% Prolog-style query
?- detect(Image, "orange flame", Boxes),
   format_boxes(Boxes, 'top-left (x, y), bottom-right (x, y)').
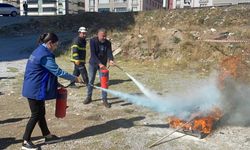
top-left (218, 56), bottom-right (241, 88)
top-left (169, 108), bottom-right (222, 134)
top-left (169, 56), bottom-right (242, 136)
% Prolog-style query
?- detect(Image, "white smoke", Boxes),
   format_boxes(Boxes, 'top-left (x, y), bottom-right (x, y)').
top-left (96, 72), bottom-right (222, 120)
top-left (95, 69), bottom-right (250, 126)
top-left (220, 78), bottom-right (250, 126)
top-left (125, 72), bottom-right (161, 99)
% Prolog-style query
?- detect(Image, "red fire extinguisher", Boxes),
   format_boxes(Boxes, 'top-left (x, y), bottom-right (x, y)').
top-left (55, 87), bottom-right (68, 118)
top-left (100, 69), bottom-right (109, 89)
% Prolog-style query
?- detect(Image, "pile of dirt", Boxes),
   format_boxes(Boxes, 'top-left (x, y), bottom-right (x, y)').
top-left (120, 5), bottom-right (250, 72)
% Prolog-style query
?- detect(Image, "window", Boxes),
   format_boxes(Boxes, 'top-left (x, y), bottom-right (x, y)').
top-left (114, 7), bottom-right (127, 12)
top-left (199, 0), bottom-right (209, 3)
top-left (114, 0), bottom-right (127, 3)
top-left (58, 8), bottom-right (63, 14)
top-left (98, 8), bottom-right (110, 12)
top-left (200, 4), bottom-right (207, 7)
top-left (132, 7), bottom-right (138, 11)
top-left (132, 0), bottom-right (138, 4)
top-left (28, 0), bottom-right (39, 4)
top-left (184, 0), bottom-right (191, 5)
top-left (43, 0), bottom-right (57, 4)
top-left (28, 8), bottom-right (38, 12)
top-left (89, 0), bottom-right (95, 6)
top-left (43, 7), bottom-right (57, 12)
top-left (176, 0), bottom-right (181, 8)
top-left (99, 0), bottom-right (109, 4)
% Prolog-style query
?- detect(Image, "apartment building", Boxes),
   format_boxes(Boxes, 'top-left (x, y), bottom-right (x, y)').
top-left (168, 0), bottom-right (212, 9)
top-left (19, 0), bottom-right (66, 16)
top-left (85, 0), bottom-right (163, 12)
top-left (19, 0), bottom-right (85, 16)
top-left (213, 0), bottom-right (250, 6)
top-left (168, 0), bottom-right (250, 9)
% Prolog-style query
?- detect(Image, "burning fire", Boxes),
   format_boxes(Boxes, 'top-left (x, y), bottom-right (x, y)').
top-left (169, 56), bottom-right (241, 138)
top-left (218, 55), bottom-right (241, 88)
top-left (169, 108), bottom-right (223, 136)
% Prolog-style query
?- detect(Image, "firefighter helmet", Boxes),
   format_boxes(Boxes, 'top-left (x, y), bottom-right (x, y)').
top-left (78, 27), bottom-right (87, 33)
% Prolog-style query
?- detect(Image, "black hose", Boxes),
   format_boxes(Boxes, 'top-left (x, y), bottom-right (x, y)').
top-left (114, 64), bottom-right (126, 73)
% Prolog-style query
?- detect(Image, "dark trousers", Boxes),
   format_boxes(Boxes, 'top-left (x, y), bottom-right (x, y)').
top-left (24, 11), bottom-right (28, 16)
top-left (23, 99), bottom-right (50, 141)
top-left (87, 64), bottom-right (107, 101)
top-left (73, 63), bottom-right (88, 85)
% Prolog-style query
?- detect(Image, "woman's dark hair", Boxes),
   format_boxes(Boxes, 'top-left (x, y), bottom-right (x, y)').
top-left (38, 33), bottom-right (59, 44)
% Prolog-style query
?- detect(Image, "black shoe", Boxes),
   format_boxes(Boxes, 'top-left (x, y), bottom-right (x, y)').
top-left (103, 100), bottom-right (111, 108)
top-left (45, 134), bottom-right (62, 144)
top-left (21, 141), bottom-right (38, 150)
top-left (83, 97), bottom-right (92, 104)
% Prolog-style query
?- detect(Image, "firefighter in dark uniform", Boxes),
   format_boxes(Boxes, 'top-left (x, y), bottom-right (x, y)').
top-left (70, 27), bottom-right (88, 87)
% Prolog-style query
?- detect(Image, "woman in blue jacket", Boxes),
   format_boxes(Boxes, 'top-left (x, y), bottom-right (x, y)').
top-left (22, 33), bottom-right (81, 150)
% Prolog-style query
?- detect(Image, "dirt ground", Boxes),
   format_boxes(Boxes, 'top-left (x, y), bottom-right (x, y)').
top-left (1, 56), bottom-right (250, 150)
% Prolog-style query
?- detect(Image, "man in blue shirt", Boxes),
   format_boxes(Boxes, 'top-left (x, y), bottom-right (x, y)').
top-left (84, 28), bottom-right (115, 108)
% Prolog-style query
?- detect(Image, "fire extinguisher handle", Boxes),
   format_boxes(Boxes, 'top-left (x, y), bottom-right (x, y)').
top-left (63, 81), bottom-right (76, 88)
top-left (58, 82), bottom-right (65, 88)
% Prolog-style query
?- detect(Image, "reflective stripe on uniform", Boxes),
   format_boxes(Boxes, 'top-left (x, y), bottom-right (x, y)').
top-left (70, 44), bottom-right (86, 62)
top-left (70, 58), bottom-right (85, 62)
top-left (72, 53), bottom-right (78, 57)
top-left (71, 45), bottom-right (86, 51)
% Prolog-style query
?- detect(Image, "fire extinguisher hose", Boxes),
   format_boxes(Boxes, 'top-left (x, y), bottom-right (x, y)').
top-left (114, 64), bottom-right (126, 73)
top-left (59, 81), bottom-right (75, 88)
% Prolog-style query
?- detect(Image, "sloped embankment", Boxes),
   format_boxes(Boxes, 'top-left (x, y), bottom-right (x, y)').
top-left (1, 5), bottom-right (250, 75)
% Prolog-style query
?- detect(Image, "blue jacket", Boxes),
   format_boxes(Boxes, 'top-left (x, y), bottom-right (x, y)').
top-left (89, 37), bottom-right (114, 66)
top-left (22, 44), bottom-right (75, 101)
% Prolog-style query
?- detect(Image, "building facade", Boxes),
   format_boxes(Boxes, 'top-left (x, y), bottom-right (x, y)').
top-left (19, 0), bottom-right (66, 16)
top-left (168, 0), bottom-right (250, 9)
top-left (168, 0), bottom-right (213, 9)
top-left (213, 0), bottom-right (250, 6)
top-left (19, 0), bottom-right (85, 16)
top-left (85, 0), bottom-right (163, 12)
